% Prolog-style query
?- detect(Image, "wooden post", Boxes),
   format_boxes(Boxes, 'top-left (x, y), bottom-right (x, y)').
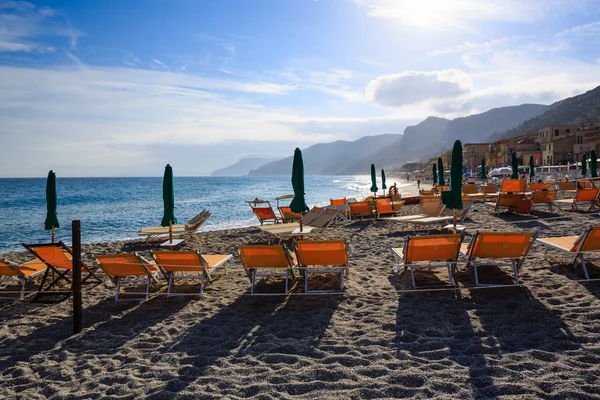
top-left (72, 220), bottom-right (82, 335)
top-left (51, 227), bottom-right (55, 243)
top-left (453, 210), bottom-right (457, 234)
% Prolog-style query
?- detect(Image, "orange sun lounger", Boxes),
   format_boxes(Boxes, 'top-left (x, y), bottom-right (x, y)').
top-left (500, 179), bottom-right (527, 193)
top-left (138, 210), bottom-right (211, 243)
top-left (22, 241), bottom-right (101, 300)
top-left (555, 188), bottom-right (600, 212)
top-left (392, 234), bottom-right (462, 288)
top-left (294, 240), bottom-right (349, 293)
top-left (0, 258), bottom-right (47, 300)
top-left (463, 184), bottom-right (484, 200)
top-left (531, 190), bottom-right (557, 213)
top-left (384, 196), bottom-right (445, 229)
top-left (375, 198), bottom-right (397, 218)
top-left (460, 231), bottom-right (537, 286)
top-left (482, 183), bottom-right (500, 200)
top-left (349, 201), bottom-right (373, 220)
top-left (247, 200), bottom-right (283, 225)
top-left (152, 250), bottom-right (232, 296)
top-left (537, 226), bottom-right (600, 280)
top-left (237, 245), bottom-right (297, 296)
top-left (95, 253), bottom-right (160, 301)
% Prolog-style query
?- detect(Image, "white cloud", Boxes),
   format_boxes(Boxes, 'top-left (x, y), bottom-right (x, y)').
top-left (353, 0), bottom-right (597, 29)
top-left (366, 70), bottom-right (473, 108)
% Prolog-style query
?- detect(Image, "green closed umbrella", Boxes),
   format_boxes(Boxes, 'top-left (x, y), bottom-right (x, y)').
top-left (432, 163), bottom-right (438, 185)
top-left (529, 155), bottom-right (535, 182)
top-left (44, 170), bottom-right (59, 243)
top-left (582, 153), bottom-right (587, 177)
top-left (161, 164), bottom-right (177, 244)
top-left (480, 158), bottom-right (486, 181)
top-left (591, 150), bottom-right (597, 178)
top-left (370, 164), bottom-right (378, 195)
top-left (511, 152), bottom-right (519, 179)
top-left (290, 148), bottom-right (309, 231)
top-left (381, 169), bottom-right (387, 196)
top-left (437, 157), bottom-right (445, 186)
top-left (441, 140), bottom-right (463, 231)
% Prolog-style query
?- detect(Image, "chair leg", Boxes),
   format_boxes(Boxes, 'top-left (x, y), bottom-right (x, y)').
top-left (580, 255), bottom-right (591, 280)
top-left (339, 269), bottom-right (345, 291)
top-left (115, 278), bottom-right (121, 302)
top-left (145, 276), bottom-right (151, 300)
top-left (19, 279), bottom-right (27, 301)
top-left (285, 270), bottom-right (289, 294)
top-left (167, 273), bottom-right (174, 297)
top-left (410, 265), bottom-right (416, 288)
top-left (474, 261), bottom-right (480, 286)
top-left (512, 260), bottom-right (520, 285)
top-left (447, 263), bottom-right (455, 287)
top-left (200, 274), bottom-right (205, 296)
top-left (251, 271), bottom-right (255, 296)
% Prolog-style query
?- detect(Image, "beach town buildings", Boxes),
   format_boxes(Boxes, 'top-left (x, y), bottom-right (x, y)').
top-left (431, 121), bottom-right (600, 172)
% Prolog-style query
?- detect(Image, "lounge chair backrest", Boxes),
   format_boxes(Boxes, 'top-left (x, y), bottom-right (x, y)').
top-left (420, 197), bottom-right (444, 216)
top-left (375, 198), bottom-right (393, 214)
top-left (575, 226), bottom-right (600, 252)
top-left (24, 242), bottom-right (72, 271)
top-left (529, 183), bottom-right (553, 192)
top-left (532, 190), bottom-right (557, 204)
top-left (295, 240), bottom-right (348, 266)
top-left (438, 185), bottom-right (449, 192)
top-left (404, 234), bottom-right (461, 263)
top-left (185, 210), bottom-right (211, 230)
top-left (578, 180), bottom-right (593, 189)
top-left (501, 179), bottom-right (526, 193)
top-left (0, 259), bottom-right (25, 278)
top-left (349, 201), bottom-right (371, 216)
top-left (575, 188), bottom-right (600, 202)
top-left (482, 184), bottom-right (498, 194)
top-left (496, 193), bottom-right (522, 208)
top-left (252, 206), bottom-right (277, 222)
top-left (153, 250), bottom-right (207, 272)
top-left (279, 206), bottom-right (301, 222)
top-left (391, 193), bottom-right (402, 202)
top-left (462, 184), bottom-right (479, 195)
top-left (237, 245), bottom-right (293, 269)
top-left (469, 232), bottom-right (533, 259)
top-left (302, 207), bottom-right (324, 224)
top-left (95, 253), bottom-right (152, 278)
top-left (309, 208), bottom-right (337, 228)
top-left (419, 189), bottom-right (434, 196)
top-left (556, 181), bottom-right (577, 191)
top-left (330, 198), bottom-right (347, 206)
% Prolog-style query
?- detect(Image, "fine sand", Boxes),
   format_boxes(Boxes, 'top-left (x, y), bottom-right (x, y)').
top-left (1, 196), bottom-right (600, 399)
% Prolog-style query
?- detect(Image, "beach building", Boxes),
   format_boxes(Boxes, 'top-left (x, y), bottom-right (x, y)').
top-left (515, 137), bottom-right (542, 166)
top-left (574, 123), bottom-right (600, 162)
top-left (538, 125), bottom-right (581, 165)
top-left (463, 143), bottom-right (490, 171)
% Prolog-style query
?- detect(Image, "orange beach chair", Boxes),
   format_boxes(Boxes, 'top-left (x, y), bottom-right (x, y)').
top-left (22, 241), bottom-right (101, 300)
top-left (555, 181), bottom-right (577, 198)
top-left (237, 245), bottom-right (297, 295)
top-left (152, 250), bottom-right (232, 296)
top-left (294, 240), bottom-right (349, 293)
top-left (95, 253), bottom-right (160, 301)
top-left (463, 184), bottom-right (484, 200)
top-left (482, 183), bottom-right (500, 200)
top-left (375, 198), bottom-right (396, 218)
top-left (0, 258), bottom-right (47, 300)
top-left (500, 179), bottom-right (527, 193)
top-left (460, 231), bottom-right (537, 286)
top-left (247, 200), bottom-right (283, 225)
top-left (555, 188), bottom-right (600, 212)
top-left (531, 190), bottom-right (557, 213)
top-left (278, 206), bottom-right (301, 223)
top-left (349, 201), bottom-right (373, 220)
top-left (537, 226), bottom-right (600, 280)
top-left (392, 234), bottom-right (462, 288)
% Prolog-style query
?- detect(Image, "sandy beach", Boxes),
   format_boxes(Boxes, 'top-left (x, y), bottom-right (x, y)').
top-left (1, 192), bottom-right (600, 399)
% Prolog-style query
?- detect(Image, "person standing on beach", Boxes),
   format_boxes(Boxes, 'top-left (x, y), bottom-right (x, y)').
top-left (417, 178), bottom-right (420, 189)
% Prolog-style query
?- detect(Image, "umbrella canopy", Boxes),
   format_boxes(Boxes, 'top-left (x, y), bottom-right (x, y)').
top-left (437, 157), bottom-right (445, 186)
top-left (591, 150), bottom-right (597, 178)
top-left (432, 163), bottom-right (438, 185)
top-left (463, 172), bottom-right (471, 177)
top-left (44, 170), bottom-right (59, 231)
top-left (511, 152), bottom-right (519, 179)
top-left (381, 169), bottom-right (387, 190)
top-left (290, 148), bottom-right (309, 214)
top-left (480, 159), bottom-right (486, 180)
top-left (370, 164), bottom-right (378, 194)
top-left (441, 140), bottom-right (463, 211)
top-left (529, 155), bottom-right (535, 181)
top-left (582, 153), bottom-right (587, 177)
top-left (161, 164), bottom-right (177, 227)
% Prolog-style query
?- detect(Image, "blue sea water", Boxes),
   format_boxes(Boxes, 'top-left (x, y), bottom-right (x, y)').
top-left (0, 176), bottom-right (412, 252)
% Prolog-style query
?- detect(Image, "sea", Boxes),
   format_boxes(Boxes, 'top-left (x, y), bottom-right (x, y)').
top-left (0, 175), bottom-right (414, 253)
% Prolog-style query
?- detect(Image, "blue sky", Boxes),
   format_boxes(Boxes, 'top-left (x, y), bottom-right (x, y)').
top-left (1, 0), bottom-right (600, 177)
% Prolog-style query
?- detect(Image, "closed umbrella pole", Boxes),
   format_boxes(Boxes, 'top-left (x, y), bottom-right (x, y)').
top-left (44, 170), bottom-right (60, 243)
top-left (290, 148), bottom-right (309, 232)
top-left (370, 164), bottom-right (378, 197)
top-left (441, 141), bottom-right (463, 232)
top-left (529, 155), bottom-right (535, 183)
top-left (432, 164), bottom-right (438, 186)
top-left (591, 150), bottom-right (597, 178)
top-left (481, 158), bottom-right (486, 182)
top-left (381, 169), bottom-right (387, 197)
top-left (161, 164), bottom-right (177, 247)
top-left (582, 153), bottom-right (587, 178)
top-left (511, 152), bottom-right (519, 179)
top-left (437, 157), bottom-right (445, 186)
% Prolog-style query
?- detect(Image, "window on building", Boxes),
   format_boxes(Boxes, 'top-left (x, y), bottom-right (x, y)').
top-left (549, 144), bottom-right (552, 150)
top-left (555, 129), bottom-right (559, 136)
top-left (566, 129), bottom-right (570, 133)
top-left (543, 144), bottom-right (546, 151)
